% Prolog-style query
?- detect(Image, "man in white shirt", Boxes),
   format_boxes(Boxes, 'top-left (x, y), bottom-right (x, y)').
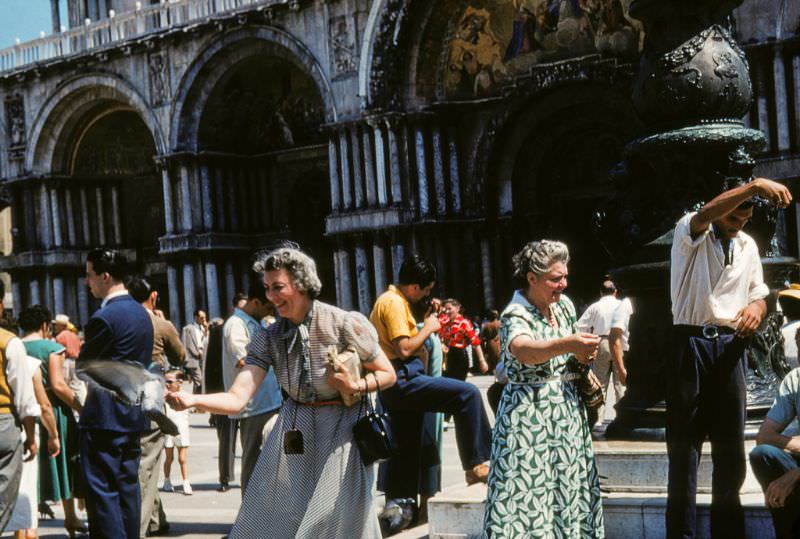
top-left (609, 297), bottom-right (633, 385)
top-left (667, 177), bottom-right (792, 539)
top-left (221, 279), bottom-right (281, 496)
top-left (0, 279), bottom-right (39, 531)
top-left (577, 279), bottom-right (622, 426)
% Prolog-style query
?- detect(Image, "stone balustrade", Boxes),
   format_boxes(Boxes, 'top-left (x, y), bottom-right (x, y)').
top-left (0, 0), bottom-right (295, 74)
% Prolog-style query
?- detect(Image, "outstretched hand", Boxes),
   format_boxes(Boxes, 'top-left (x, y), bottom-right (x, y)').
top-left (166, 390), bottom-right (195, 411)
top-left (571, 333), bottom-right (601, 364)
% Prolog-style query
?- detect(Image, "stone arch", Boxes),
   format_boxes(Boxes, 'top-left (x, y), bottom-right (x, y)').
top-left (478, 81), bottom-right (642, 301)
top-left (170, 25), bottom-right (336, 152)
top-left (27, 73), bottom-right (165, 173)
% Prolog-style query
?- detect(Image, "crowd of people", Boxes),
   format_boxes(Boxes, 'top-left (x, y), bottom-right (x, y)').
top-left (1, 176), bottom-right (800, 539)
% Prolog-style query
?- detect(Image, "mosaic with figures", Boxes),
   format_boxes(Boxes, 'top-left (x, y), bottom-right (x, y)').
top-left (443, 0), bottom-right (642, 99)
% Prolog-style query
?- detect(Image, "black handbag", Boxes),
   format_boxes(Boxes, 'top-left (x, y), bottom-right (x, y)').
top-left (352, 374), bottom-right (395, 466)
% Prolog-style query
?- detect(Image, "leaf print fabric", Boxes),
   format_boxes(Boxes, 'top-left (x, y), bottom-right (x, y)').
top-left (483, 291), bottom-right (604, 538)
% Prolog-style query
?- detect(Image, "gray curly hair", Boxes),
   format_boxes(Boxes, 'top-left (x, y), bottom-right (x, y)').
top-left (252, 247), bottom-right (322, 299)
top-left (512, 240), bottom-right (570, 287)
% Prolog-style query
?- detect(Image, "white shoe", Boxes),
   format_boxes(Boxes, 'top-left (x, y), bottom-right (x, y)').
top-left (182, 482), bottom-right (193, 495)
top-left (161, 478), bottom-right (174, 493)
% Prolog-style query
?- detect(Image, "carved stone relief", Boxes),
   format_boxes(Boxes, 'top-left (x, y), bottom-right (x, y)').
top-left (330, 15), bottom-right (358, 77)
top-left (4, 95), bottom-right (25, 160)
top-left (148, 52), bottom-right (170, 106)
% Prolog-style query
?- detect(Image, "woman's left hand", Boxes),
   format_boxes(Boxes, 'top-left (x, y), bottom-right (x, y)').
top-left (326, 367), bottom-right (359, 395)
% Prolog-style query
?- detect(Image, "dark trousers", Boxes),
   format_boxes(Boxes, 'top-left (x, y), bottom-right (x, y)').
top-left (382, 358), bottom-right (492, 500)
top-left (444, 347), bottom-right (470, 382)
top-left (239, 410), bottom-right (276, 496)
top-left (80, 428), bottom-right (142, 539)
top-left (214, 414), bottom-right (238, 487)
top-left (666, 330), bottom-right (747, 539)
top-left (749, 444), bottom-right (800, 538)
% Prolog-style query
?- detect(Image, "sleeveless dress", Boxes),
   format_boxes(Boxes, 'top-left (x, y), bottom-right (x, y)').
top-left (24, 339), bottom-right (81, 502)
top-left (483, 292), bottom-right (604, 538)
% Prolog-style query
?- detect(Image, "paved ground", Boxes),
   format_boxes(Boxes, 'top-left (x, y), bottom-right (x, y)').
top-left (20, 375), bottom-right (502, 539)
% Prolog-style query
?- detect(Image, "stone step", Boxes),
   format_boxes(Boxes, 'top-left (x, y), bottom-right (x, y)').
top-left (426, 484), bottom-right (775, 539)
top-left (594, 439), bottom-right (762, 494)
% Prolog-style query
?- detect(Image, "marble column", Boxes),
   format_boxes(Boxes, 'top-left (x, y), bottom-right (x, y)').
top-left (354, 239), bottom-right (371, 314)
top-left (224, 262), bottom-right (236, 310)
top-left (77, 275), bottom-right (89, 325)
top-left (793, 54), bottom-right (800, 145)
top-left (199, 163), bottom-right (214, 231)
top-left (22, 187), bottom-right (35, 250)
top-left (414, 124), bottom-right (430, 216)
top-left (372, 237), bottom-right (387, 295)
top-left (50, 0), bottom-right (61, 33)
top-left (10, 280), bottom-right (21, 316)
top-left (53, 275), bottom-right (65, 316)
top-left (205, 261), bottom-right (221, 320)
top-left (390, 236), bottom-right (404, 284)
top-left (39, 183), bottom-right (53, 249)
top-left (95, 187), bottom-right (106, 245)
top-left (167, 264), bottom-right (181, 328)
top-left (773, 45), bottom-right (790, 152)
top-left (328, 137), bottom-right (341, 212)
top-left (350, 126), bottom-right (365, 209)
top-left (161, 165), bottom-right (175, 235)
top-left (30, 278), bottom-right (41, 306)
top-left (179, 163), bottom-right (193, 233)
top-left (182, 263), bottom-right (196, 327)
top-left (336, 247), bottom-right (354, 311)
top-left (362, 125), bottom-right (377, 207)
top-left (227, 167), bottom-right (240, 232)
top-left (385, 121), bottom-right (403, 206)
top-left (110, 185), bottom-right (122, 245)
top-left (338, 129), bottom-right (353, 210)
top-left (80, 188), bottom-right (91, 245)
top-left (756, 62), bottom-right (771, 148)
top-left (431, 125), bottom-right (447, 216)
top-left (49, 187), bottom-right (62, 248)
top-left (64, 189), bottom-right (77, 246)
top-left (480, 237), bottom-right (494, 309)
top-left (372, 123), bottom-right (389, 207)
top-left (447, 126), bottom-right (462, 214)
top-left (241, 268), bottom-right (250, 298)
top-left (213, 167), bottom-right (228, 232)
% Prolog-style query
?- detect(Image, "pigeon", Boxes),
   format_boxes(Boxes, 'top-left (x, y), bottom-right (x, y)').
top-left (76, 359), bottom-right (179, 436)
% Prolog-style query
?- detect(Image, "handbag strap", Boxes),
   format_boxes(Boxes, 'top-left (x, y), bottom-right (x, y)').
top-left (357, 372), bottom-right (383, 417)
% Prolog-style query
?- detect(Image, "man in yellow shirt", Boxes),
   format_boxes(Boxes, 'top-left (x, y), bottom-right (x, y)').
top-left (370, 255), bottom-right (492, 527)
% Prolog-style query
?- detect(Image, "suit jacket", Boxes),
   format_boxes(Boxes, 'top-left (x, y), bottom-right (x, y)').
top-left (181, 323), bottom-right (206, 367)
top-left (79, 294), bottom-right (154, 432)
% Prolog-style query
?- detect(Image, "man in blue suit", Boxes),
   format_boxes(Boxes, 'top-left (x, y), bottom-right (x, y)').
top-left (78, 249), bottom-right (154, 539)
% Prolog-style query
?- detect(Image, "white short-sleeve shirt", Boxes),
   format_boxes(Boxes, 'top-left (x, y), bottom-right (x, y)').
top-left (670, 212), bottom-right (769, 328)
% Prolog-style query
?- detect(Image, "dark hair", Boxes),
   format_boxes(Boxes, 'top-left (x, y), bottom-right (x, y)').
top-left (126, 275), bottom-right (152, 303)
top-left (398, 254), bottom-right (437, 288)
top-left (0, 278), bottom-right (5, 300)
top-left (86, 248), bottom-right (128, 282)
top-left (18, 305), bottom-right (52, 333)
top-left (601, 280), bottom-right (616, 296)
top-left (232, 292), bottom-right (247, 308)
top-left (164, 369), bottom-right (184, 381)
top-left (247, 276), bottom-right (267, 302)
top-left (193, 309), bottom-right (206, 317)
top-left (485, 309), bottom-right (499, 321)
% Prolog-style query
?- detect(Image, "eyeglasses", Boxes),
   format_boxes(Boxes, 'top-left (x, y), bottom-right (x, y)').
top-left (164, 379), bottom-right (179, 384)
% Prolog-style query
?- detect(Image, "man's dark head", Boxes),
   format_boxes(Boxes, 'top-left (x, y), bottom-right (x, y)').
top-left (601, 279), bottom-right (617, 296)
top-left (0, 278), bottom-right (5, 316)
top-left (714, 200), bottom-right (754, 240)
top-left (127, 275), bottom-right (153, 304)
top-left (244, 275), bottom-right (273, 320)
top-left (85, 248), bottom-right (128, 299)
top-left (779, 287), bottom-right (800, 320)
top-left (232, 292), bottom-right (247, 309)
top-left (398, 255), bottom-right (437, 304)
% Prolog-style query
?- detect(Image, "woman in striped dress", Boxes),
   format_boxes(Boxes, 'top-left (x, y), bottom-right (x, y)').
top-left (167, 246), bottom-right (396, 539)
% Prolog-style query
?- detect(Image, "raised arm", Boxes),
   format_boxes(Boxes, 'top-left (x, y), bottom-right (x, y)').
top-left (690, 178), bottom-right (792, 237)
top-left (167, 363), bottom-right (265, 415)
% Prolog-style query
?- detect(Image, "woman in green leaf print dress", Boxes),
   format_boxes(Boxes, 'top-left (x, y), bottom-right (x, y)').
top-left (483, 240), bottom-right (605, 538)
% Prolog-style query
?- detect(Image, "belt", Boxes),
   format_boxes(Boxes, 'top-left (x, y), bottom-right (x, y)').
top-left (508, 372), bottom-right (581, 386)
top-left (673, 324), bottom-right (736, 339)
top-left (294, 399), bottom-right (344, 407)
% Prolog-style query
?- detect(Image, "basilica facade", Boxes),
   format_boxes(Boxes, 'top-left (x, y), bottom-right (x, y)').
top-left (0, 0), bottom-right (798, 331)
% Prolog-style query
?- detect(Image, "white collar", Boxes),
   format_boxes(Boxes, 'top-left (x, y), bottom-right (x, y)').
top-left (101, 290), bottom-right (129, 308)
